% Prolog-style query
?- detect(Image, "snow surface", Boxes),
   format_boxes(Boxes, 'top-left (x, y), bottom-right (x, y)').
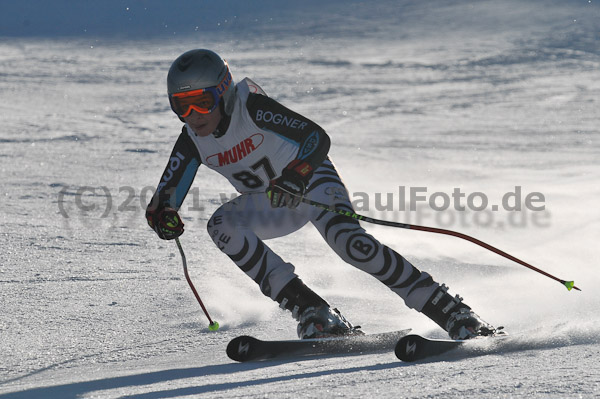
top-left (1, 1), bottom-right (599, 398)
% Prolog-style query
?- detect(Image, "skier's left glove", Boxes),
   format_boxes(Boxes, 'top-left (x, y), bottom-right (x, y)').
top-left (145, 206), bottom-right (185, 240)
top-left (266, 160), bottom-right (313, 209)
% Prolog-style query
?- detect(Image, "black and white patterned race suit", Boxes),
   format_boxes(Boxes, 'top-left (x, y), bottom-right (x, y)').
top-left (148, 77), bottom-right (439, 314)
top-left (207, 158), bottom-right (440, 312)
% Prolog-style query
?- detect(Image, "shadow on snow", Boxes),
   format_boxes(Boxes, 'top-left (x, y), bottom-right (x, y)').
top-left (0, 361), bottom-right (402, 399)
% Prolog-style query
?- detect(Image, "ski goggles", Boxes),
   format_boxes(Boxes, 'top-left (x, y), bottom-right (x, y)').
top-left (169, 68), bottom-right (233, 117)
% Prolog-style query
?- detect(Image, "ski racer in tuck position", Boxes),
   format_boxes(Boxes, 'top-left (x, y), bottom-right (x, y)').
top-left (146, 49), bottom-right (498, 340)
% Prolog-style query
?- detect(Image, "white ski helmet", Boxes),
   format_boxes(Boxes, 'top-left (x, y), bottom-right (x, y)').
top-left (167, 49), bottom-right (236, 116)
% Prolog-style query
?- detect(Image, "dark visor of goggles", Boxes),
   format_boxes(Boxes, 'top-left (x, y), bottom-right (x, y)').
top-left (170, 87), bottom-right (220, 117)
top-left (169, 67), bottom-right (232, 117)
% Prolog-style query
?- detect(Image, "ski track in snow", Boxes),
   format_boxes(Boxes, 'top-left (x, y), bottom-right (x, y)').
top-left (1, 1), bottom-right (600, 398)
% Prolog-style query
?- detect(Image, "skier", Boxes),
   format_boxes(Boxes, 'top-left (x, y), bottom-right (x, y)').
top-left (146, 49), bottom-right (498, 340)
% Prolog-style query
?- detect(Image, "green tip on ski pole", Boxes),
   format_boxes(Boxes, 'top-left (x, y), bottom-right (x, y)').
top-left (564, 281), bottom-right (575, 291)
top-left (209, 321), bottom-right (220, 332)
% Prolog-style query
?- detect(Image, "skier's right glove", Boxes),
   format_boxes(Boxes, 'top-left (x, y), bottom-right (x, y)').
top-left (145, 206), bottom-right (184, 240)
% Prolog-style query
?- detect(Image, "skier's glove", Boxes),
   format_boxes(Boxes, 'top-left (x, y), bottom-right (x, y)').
top-left (267, 160), bottom-right (313, 209)
top-left (146, 206), bottom-right (184, 240)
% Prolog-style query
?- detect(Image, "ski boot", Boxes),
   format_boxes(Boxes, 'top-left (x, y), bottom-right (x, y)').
top-left (421, 284), bottom-right (499, 340)
top-left (296, 305), bottom-right (363, 339)
top-left (275, 277), bottom-right (362, 339)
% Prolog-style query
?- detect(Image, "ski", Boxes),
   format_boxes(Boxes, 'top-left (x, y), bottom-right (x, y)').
top-left (227, 329), bottom-right (411, 362)
top-left (395, 332), bottom-right (508, 362)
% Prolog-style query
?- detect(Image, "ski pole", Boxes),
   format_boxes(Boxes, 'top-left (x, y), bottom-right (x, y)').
top-left (175, 237), bottom-right (220, 331)
top-left (300, 197), bottom-right (580, 292)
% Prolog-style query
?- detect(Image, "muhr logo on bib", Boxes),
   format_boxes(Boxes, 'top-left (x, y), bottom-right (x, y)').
top-left (207, 133), bottom-right (264, 166)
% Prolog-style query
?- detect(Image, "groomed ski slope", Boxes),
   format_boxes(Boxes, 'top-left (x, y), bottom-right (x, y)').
top-left (1, 1), bottom-right (599, 398)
